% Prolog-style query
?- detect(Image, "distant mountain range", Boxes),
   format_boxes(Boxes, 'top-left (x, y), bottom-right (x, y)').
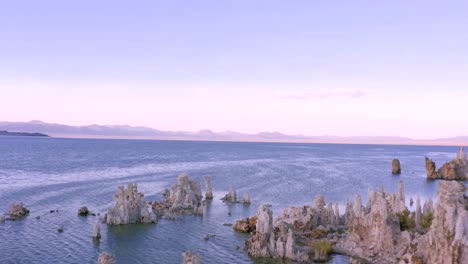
top-left (0, 120), bottom-right (467, 146)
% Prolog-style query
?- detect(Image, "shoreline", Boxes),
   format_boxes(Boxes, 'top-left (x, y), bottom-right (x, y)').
top-left (37, 133), bottom-right (468, 147)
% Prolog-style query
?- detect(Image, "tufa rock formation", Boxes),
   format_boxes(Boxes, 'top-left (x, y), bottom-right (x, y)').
top-left (242, 192), bottom-right (251, 204)
top-left (220, 187), bottom-right (250, 204)
top-left (392, 159), bottom-right (401, 174)
top-left (399, 181), bottom-right (467, 263)
top-left (8, 203), bottom-right (30, 220)
top-left (204, 176), bottom-right (213, 200)
top-left (243, 180), bottom-right (468, 264)
top-left (245, 205), bottom-right (309, 262)
top-left (93, 220), bottom-right (101, 240)
top-left (234, 216), bottom-right (257, 233)
top-left (152, 174), bottom-right (204, 218)
top-left (97, 252), bottom-right (116, 264)
top-left (425, 156), bottom-right (438, 179)
top-left (336, 185), bottom-right (405, 264)
top-left (426, 147), bottom-right (468, 180)
top-left (182, 251), bottom-right (201, 264)
top-left (222, 187), bottom-right (237, 203)
top-left (437, 147), bottom-right (468, 180)
top-left (424, 181), bottom-right (467, 262)
top-left (105, 183), bottom-right (157, 225)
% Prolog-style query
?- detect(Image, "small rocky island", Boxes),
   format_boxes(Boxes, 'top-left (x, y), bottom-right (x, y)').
top-left (392, 158), bottom-right (401, 174)
top-left (0, 130), bottom-right (49, 137)
top-left (105, 174), bottom-right (205, 225)
top-left (425, 147), bottom-right (468, 180)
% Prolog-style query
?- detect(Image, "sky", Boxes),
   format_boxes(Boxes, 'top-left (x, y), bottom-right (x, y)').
top-left (0, 0), bottom-right (467, 139)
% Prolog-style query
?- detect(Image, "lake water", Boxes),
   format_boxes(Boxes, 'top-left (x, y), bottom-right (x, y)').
top-left (0, 136), bottom-right (459, 263)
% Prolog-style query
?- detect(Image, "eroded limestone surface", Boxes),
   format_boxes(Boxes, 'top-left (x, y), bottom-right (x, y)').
top-left (243, 180), bottom-right (466, 264)
top-left (152, 174), bottom-right (204, 218)
top-left (105, 183), bottom-right (156, 225)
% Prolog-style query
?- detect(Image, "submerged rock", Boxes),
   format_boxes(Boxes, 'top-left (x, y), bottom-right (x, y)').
top-left (78, 206), bottom-right (89, 216)
top-left (8, 203), bottom-right (30, 220)
top-left (204, 176), bottom-right (213, 200)
top-left (182, 251), bottom-right (201, 264)
top-left (425, 157), bottom-right (438, 179)
top-left (97, 252), bottom-right (116, 264)
top-left (222, 187), bottom-right (237, 203)
top-left (106, 183), bottom-right (157, 225)
top-left (392, 159), bottom-right (401, 174)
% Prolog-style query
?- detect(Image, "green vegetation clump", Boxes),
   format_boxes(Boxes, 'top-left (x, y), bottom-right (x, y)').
top-left (421, 212), bottom-right (434, 229)
top-left (312, 240), bottom-right (332, 254)
top-left (396, 209), bottom-right (415, 231)
top-left (311, 239), bottom-right (333, 262)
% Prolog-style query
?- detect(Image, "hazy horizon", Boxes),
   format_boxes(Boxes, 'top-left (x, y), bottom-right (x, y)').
top-left (1, 1), bottom-right (467, 139)
top-left (1, 120), bottom-right (467, 144)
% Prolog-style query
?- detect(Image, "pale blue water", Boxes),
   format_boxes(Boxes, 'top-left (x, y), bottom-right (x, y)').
top-left (0, 136), bottom-right (458, 263)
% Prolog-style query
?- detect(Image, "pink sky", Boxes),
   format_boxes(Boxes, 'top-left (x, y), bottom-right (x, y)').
top-left (1, 79), bottom-right (466, 139)
top-left (2, 1), bottom-right (467, 139)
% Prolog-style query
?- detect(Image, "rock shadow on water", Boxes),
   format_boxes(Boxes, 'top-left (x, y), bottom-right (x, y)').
top-left (106, 222), bottom-right (156, 238)
top-left (252, 254), bottom-right (350, 264)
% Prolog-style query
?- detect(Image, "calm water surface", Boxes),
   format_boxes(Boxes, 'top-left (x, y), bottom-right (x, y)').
top-left (0, 137), bottom-right (459, 263)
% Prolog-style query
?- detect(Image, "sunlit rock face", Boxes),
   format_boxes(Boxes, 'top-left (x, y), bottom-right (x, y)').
top-left (437, 147), bottom-right (468, 180)
top-left (392, 159), bottom-right (401, 174)
top-left (425, 156), bottom-right (438, 179)
top-left (105, 183), bottom-right (156, 225)
top-left (234, 216), bottom-right (257, 233)
top-left (426, 147), bottom-right (468, 180)
top-left (7, 203), bottom-right (30, 220)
